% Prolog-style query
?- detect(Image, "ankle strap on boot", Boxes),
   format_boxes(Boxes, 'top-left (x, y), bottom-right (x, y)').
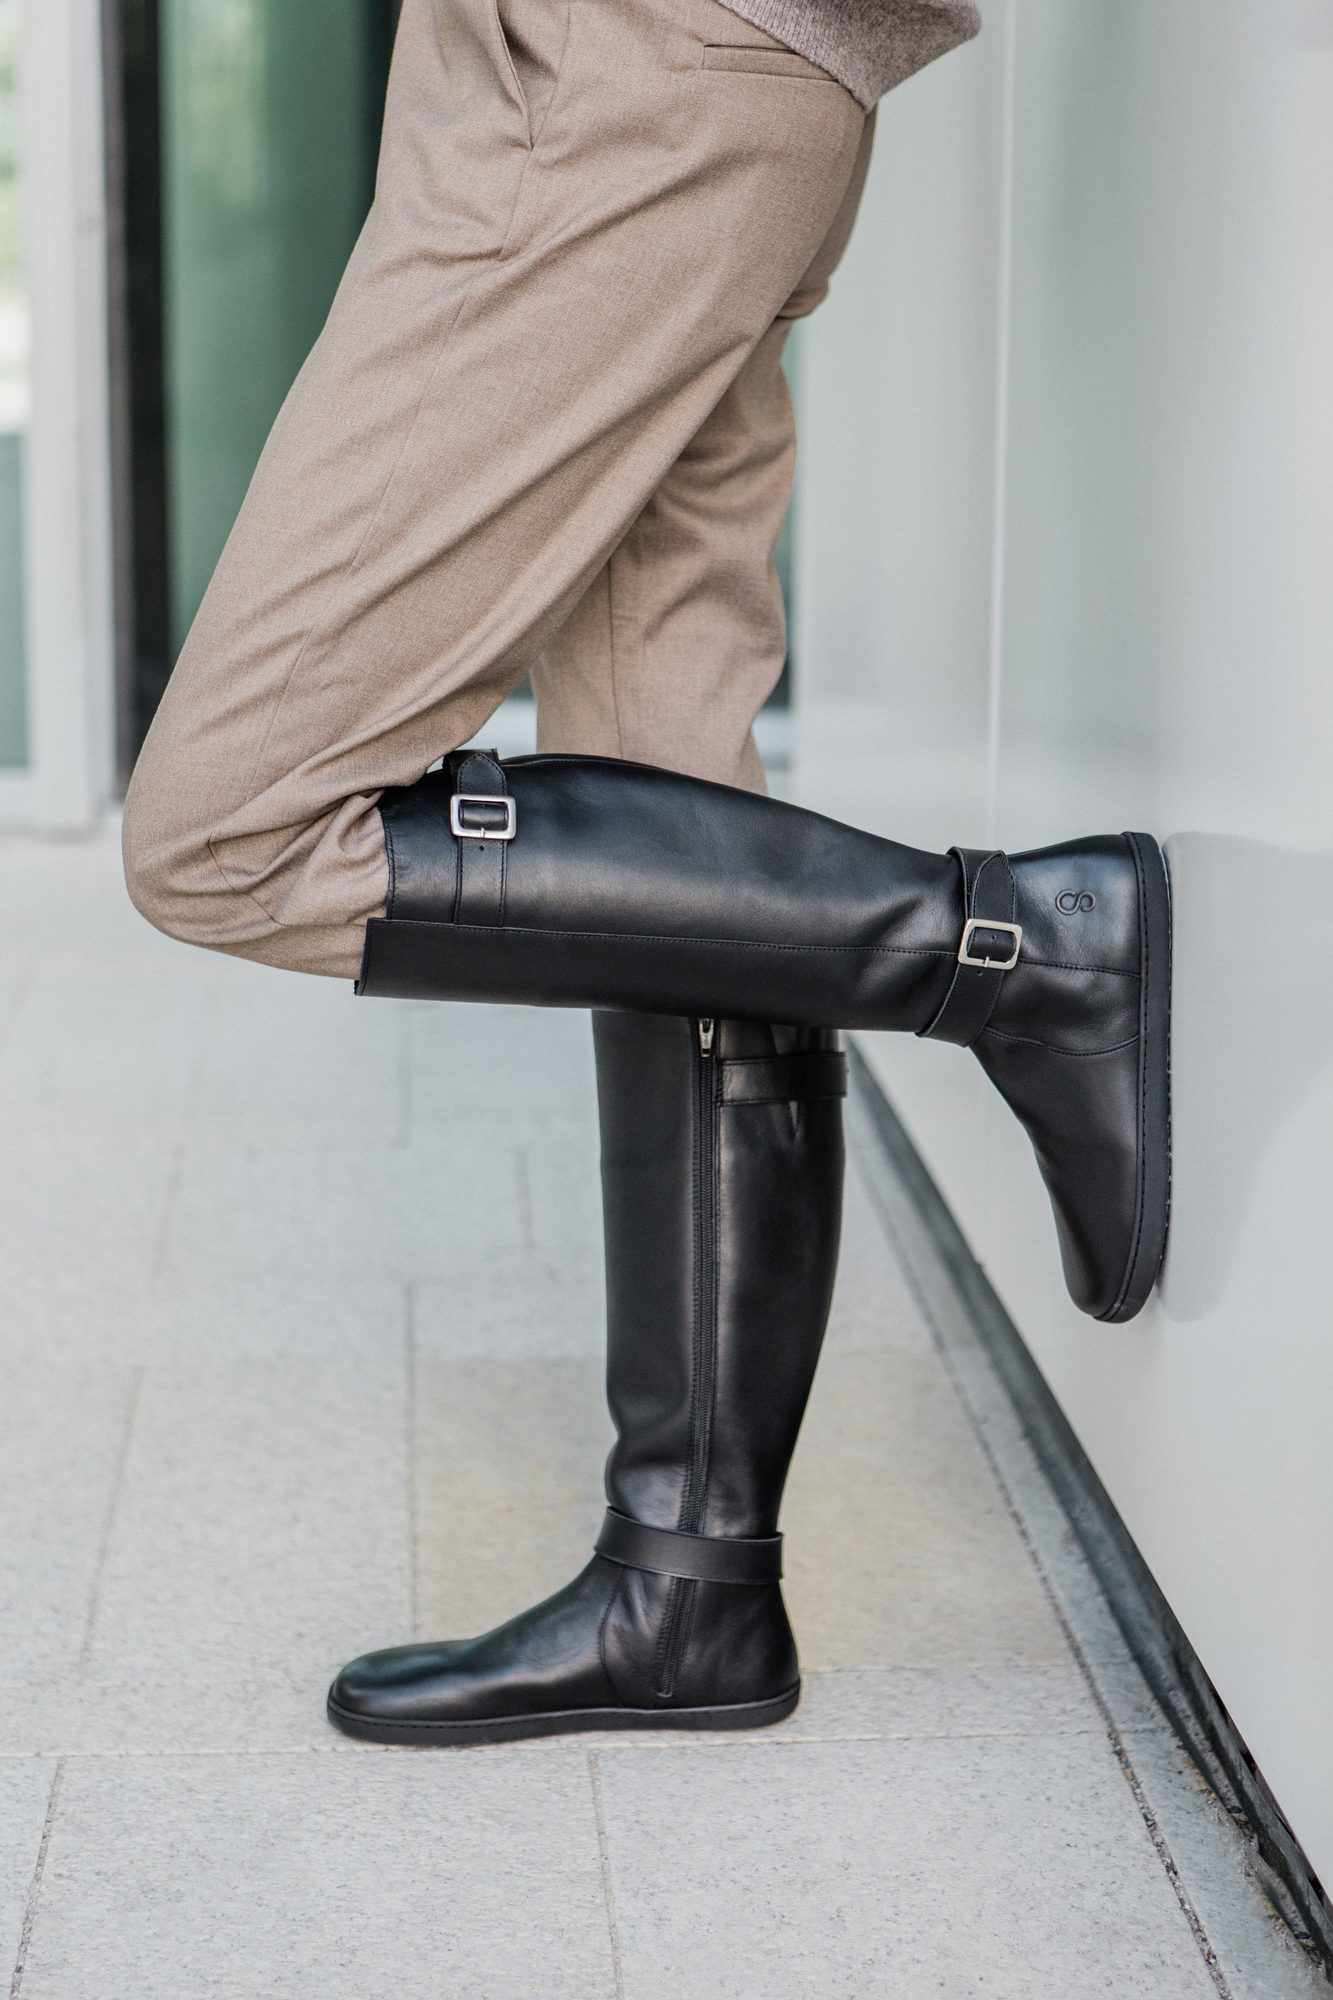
top-left (919, 847), bottom-right (1022, 1048)
top-left (595, 1509), bottom-right (783, 1585)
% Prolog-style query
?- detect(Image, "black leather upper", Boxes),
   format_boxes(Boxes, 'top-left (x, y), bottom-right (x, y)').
top-left (327, 1009), bottom-right (846, 1734)
top-left (367, 754), bottom-right (961, 1029)
top-left (359, 753), bottom-right (1171, 1323)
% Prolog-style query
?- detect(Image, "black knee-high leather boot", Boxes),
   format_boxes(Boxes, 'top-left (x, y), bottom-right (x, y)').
top-left (357, 750), bottom-right (1171, 1323)
top-left (327, 1011), bottom-right (846, 1745)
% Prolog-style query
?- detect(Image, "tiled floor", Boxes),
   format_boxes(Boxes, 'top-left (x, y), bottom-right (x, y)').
top-left (1, 827), bottom-right (1325, 1999)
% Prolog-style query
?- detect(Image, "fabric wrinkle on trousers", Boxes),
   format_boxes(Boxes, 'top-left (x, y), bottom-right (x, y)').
top-left (122, 0), bottom-right (874, 980)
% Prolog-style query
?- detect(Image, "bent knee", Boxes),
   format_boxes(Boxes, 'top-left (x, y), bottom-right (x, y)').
top-left (121, 770), bottom-right (253, 952)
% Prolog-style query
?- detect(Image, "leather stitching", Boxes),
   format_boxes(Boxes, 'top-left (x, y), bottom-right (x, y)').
top-left (981, 1029), bottom-right (1139, 1058)
top-left (1017, 959), bottom-right (1139, 977)
top-left (384, 818), bottom-right (398, 920)
top-left (438, 922), bottom-right (954, 959)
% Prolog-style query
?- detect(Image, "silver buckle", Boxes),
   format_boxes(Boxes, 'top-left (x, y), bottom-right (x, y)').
top-left (449, 793), bottom-right (517, 842)
top-left (958, 918), bottom-right (1022, 971)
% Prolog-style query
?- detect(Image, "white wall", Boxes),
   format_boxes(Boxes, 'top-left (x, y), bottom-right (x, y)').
top-left (794, 1), bottom-right (1333, 1880)
top-left (0, 0), bottom-right (114, 828)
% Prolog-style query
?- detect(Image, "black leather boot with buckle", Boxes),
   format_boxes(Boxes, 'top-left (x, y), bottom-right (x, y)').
top-left (327, 1010), bottom-right (846, 1745)
top-left (357, 748), bottom-right (1171, 1322)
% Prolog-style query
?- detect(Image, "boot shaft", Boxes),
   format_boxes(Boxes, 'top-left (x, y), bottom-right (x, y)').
top-left (594, 1011), bottom-right (846, 1541)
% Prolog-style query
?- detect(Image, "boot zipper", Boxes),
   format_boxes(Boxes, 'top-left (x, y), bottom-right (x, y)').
top-left (655, 1018), bottom-right (719, 1699)
top-left (686, 1017), bottom-right (719, 1543)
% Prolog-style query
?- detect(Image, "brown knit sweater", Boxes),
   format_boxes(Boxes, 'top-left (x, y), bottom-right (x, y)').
top-left (719, 0), bottom-right (981, 108)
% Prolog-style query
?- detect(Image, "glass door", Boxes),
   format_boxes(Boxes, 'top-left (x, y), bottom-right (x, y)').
top-left (116, 0), bottom-right (398, 765)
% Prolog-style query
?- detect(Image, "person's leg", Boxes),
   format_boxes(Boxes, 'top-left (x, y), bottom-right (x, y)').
top-left (121, 0), bottom-right (868, 978)
top-left (530, 114), bottom-right (875, 790)
top-left (329, 1011), bottom-right (848, 1744)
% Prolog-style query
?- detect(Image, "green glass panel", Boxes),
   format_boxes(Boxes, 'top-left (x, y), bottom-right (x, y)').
top-left (161, 0), bottom-right (374, 655)
top-left (0, 0), bottom-right (27, 766)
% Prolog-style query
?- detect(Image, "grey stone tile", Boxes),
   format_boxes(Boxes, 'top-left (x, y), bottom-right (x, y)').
top-left (409, 1001), bottom-right (599, 1128)
top-left (190, 969), bottom-right (405, 1150)
top-left (85, 1360), bottom-right (409, 1683)
top-left (0, 1364), bottom-right (137, 1678)
top-left (787, 1660), bottom-right (1101, 1742)
top-left (0, 830), bottom-right (159, 956)
top-left (0, 1148), bottom-right (176, 1290)
top-left (821, 1154), bottom-right (935, 1357)
top-left (0, 1276), bottom-right (404, 1369)
top-left (152, 1280), bottom-right (407, 1368)
top-left (1085, 1652), bottom-right (1174, 1737)
top-left (19, 1750), bottom-right (617, 1999)
top-left (0, 1674), bottom-right (353, 1757)
top-left (0, 958), bottom-right (208, 1151)
top-left (416, 1357), bottom-right (613, 1643)
top-left (596, 1733), bottom-right (1219, 1999)
top-left (1, 1661), bottom-right (1102, 1761)
top-left (0, 1762), bottom-right (58, 1970)
top-left (1125, 1729), bottom-right (1331, 2000)
top-left (783, 1349), bottom-right (1064, 1671)
top-left (520, 1117), bottom-right (605, 1266)
top-left (415, 1257), bottom-right (606, 1361)
top-left (160, 1133), bottom-right (524, 1285)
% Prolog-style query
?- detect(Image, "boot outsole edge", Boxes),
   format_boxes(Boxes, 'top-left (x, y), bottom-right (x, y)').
top-left (1099, 832), bottom-right (1172, 1324)
top-left (326, 1682), bottom-right (801, 1747)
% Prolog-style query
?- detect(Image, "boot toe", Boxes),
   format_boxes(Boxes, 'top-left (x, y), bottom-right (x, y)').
top-left (328, 1642), bottom-right (461, 1725)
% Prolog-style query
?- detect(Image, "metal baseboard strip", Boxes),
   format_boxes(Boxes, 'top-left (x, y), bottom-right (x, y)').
top-left (847, 1041), bottom-right (1333, 1971)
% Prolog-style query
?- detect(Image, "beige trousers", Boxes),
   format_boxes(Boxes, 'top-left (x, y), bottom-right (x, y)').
top-left (122, 0), bottom-right (873, 979)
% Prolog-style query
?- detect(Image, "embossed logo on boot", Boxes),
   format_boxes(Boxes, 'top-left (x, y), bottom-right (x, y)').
top-left (1056, 890), bottom-right (1096, 914)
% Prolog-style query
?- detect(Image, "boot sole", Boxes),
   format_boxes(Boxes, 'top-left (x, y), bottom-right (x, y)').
top-left (1101, 832), bottom-right (1172, 1323)
top-left (326, 1682), bottom-right (801, 1747)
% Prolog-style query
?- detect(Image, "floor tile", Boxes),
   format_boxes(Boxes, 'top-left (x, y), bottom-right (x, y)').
top-left (0, 960), bottom-right (208, 1150)
top-left (19, 1750), bottom-right (617, 1999)
top-left (190, 967), bottom-right (405, 1150)
top-left (415, 1257), bottom-right (606, 1362)
top-left (0, 1762), bottom-right (58, 1971)
top-left (1123, 1728), bottom-right (1331, 2000)
top-left (408, 1002), bottom-right (600, 1129)
top-left (785, 1660), bottom-right (1101, 1741)
top-left (0, 1150), bottom-right (176, 1290)
top-left (415, 1357), bottom-right (614, 1642)
top-left (0, 1276), bottom-right (405, 1369)
top-left (0, 1365), bottom-right (138, 1678)
top-left (0, 1674), bottom-right (347, 1758)
top-left (782, 1349), bottom-right (1064, 1671)
top-left (822, 1157), bottom-right (935, 1358)
top-left (84, 1360), bottom-right (409, 1682)
top-left (596, 1733), bottom-right (1219, 1999)
top-left (160, 1134), bottom-right (525, 1285)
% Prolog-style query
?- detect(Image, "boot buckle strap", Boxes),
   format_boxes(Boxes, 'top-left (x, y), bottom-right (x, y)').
top-left (595, 1509), bottom-right (782, 1585)
top-left (449, 794), bottom-right (517, 842)
top-left (958, 918), bottom-right (1022, 971)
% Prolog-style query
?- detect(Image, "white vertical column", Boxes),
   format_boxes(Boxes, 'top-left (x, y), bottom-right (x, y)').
top-left (5, 0), bottom-right (114, 829)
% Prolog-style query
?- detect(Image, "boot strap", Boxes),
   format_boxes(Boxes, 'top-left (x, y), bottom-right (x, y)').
top-left (445, 751), bottom-right (511, 928)
top-left (919, 848), bottom-right (1021, 1048)
top-left (595, 1509), bottom-right (782, 1585)
top-left (719, 1051), bottom-right (847, 1105)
